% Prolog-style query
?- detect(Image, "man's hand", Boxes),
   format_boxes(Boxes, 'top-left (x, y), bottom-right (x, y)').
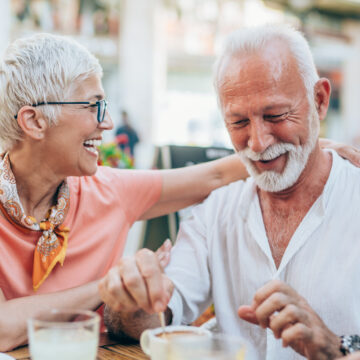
top-left (238, 280), bottom-right (343, 360)
top-left (320, 138), bottom-right (360, 167)
top-left (99, 240), bottom-right (173, 314)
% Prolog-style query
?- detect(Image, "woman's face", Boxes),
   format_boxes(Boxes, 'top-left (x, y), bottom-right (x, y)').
top-left (42, 75), bottom-right (113, 178)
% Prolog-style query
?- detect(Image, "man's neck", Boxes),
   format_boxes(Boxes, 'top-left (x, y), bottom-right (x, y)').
top-left (258, 145), bottom-right (332, 206)
top-left (257, 146), bottom-right (332, 268)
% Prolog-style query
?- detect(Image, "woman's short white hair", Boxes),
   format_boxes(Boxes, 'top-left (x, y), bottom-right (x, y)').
top-left (0, 33), bottom-right (103, 151)
top-left (213, 24), bottom-right (319, 102)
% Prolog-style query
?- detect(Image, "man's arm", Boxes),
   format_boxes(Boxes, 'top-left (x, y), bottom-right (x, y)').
top-left (0, 281), bottom-right (102, 352)
top-left (104, 306), bottom-right (172, 340)
top-left (140, 154), bottom-right (247, 220)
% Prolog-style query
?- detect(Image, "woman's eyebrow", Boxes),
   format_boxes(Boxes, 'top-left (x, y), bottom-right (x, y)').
top-left (86, 94), bottom-right (105, 101)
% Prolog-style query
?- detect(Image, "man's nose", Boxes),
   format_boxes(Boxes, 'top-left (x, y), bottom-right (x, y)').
top-left (99, 110), bottom-right (114, 130)
top-left (247, 119), bottom-right (273, 153)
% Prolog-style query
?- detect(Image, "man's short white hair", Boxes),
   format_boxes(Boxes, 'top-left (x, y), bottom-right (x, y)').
top-left (213, 24), bottom-right (319, 101)
top-left (0, 33), bottom-right (103, 151)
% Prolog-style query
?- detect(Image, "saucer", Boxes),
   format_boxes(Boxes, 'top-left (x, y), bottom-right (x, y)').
top-left (0, 354), bottom-right (15, 360)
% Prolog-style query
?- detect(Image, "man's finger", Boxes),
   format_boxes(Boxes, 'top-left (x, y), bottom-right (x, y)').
top-left (253, 280), bottom-right (294, 308)
top-left (155, 239), bottom-right (172, 268)
top-left (281, 322), bottom-right (312, 348)
top-left (254, 292), bottom-right (288, 329)
top-left (0, 288), bottom-right (5, 302)
top-left (120, 257), bottom-right (152, 312)
top-left (136, 248), bottom-right (167, 313)
top-left (269, 304), bottom-right (301, 339)
top-left (238, 305), bottom-right (259, 325)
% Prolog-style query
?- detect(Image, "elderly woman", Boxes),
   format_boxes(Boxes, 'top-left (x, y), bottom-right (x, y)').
top-left (0, 33), bottom-right (253, 351)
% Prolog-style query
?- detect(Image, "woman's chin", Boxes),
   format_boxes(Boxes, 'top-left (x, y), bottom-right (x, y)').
top-left (76, 163), bottom-right (99, 177)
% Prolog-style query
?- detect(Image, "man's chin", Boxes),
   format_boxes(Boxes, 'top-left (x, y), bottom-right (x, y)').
top-left (251, 162), bottom-right (306, 192)
top-left (252, 172), bottom-right (289, 192)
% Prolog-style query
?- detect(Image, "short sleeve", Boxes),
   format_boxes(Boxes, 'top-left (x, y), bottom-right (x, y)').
top-left (68, 166), bottom-right (162, 225)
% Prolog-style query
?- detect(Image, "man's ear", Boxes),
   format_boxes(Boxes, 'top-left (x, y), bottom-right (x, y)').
top-left (314, 78), bottom-right (331, 121)
top-left (16, 106), bottom-right (48, 140)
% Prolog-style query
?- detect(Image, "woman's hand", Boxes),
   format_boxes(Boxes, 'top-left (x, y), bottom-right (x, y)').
top-left (320, 139), bottom-right (360, 167)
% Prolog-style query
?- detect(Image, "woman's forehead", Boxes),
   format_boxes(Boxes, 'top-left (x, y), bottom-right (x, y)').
top-left (71, 75), bottom-right (105, 100)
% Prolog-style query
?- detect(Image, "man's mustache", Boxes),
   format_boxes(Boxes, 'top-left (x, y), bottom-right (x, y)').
top-left (238, 143), bottom-right (296, 161)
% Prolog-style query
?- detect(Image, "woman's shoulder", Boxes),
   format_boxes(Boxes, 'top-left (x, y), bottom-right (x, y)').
top-left (67, 166), bottom-right (162, 199)
top-left (68, 166), bottom-right (133, 187)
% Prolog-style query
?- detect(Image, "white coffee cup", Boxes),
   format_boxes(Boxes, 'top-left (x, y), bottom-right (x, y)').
top-left (140, 325), bottom-right (211, 360)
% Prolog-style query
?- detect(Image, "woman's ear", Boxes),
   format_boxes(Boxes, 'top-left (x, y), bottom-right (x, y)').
top-left (314, 78), bottom-right (331, 122)
top-left (16, 106), bottom-right (48, 140)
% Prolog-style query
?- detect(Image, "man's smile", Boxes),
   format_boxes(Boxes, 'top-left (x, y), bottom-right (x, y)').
top-left (252, 153), bottom-right (287, 172)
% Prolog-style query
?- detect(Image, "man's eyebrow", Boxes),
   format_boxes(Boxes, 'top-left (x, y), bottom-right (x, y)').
top-left (223, 111), bottom-right (247, 121)
top-left (228, 112), bottom-right (246, 118)
top-left (262, 104), bottom-right (290, 112)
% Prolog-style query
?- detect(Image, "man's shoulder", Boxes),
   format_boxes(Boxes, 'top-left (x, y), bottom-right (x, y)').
top-left (194, 178), bottom-right (254, 218)
top-left (324, 151), bottom-right (360, 207)
top-left (332, 150), bottom-right (360, 183)
top-left (210, 178), bottom-right (252, 198)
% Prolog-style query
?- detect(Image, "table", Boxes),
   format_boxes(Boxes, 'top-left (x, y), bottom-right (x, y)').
top-left (6, 333), bottom-right (148, 360)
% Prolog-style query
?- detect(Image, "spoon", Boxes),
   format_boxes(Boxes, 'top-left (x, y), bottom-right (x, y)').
top-left (158, 311), bottom-right (166, 336)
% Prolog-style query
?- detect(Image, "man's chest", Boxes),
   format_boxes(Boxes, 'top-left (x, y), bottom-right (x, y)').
top-left (258, 189), bottom-right (322, 267)
top-left (262, 209), bottom-right (307, 267)
top-left (211, 213), bottom-right (360, 331)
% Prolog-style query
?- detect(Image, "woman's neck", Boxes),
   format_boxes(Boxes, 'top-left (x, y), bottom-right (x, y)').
top-left (8, 148), bottom-right (65, 221)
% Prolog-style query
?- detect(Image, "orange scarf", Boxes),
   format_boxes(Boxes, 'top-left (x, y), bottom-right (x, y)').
top-left (0, 153), bottom-right (70, 291)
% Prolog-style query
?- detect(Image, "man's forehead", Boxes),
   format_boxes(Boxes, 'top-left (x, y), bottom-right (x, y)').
top-left (218, 42), bottom-right (297, 90)
top-left (224, 95), bottom-right (291, 114)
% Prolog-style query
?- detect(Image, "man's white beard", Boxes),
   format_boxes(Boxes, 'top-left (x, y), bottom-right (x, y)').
top-left (237, 106), bottom-right (320, 192)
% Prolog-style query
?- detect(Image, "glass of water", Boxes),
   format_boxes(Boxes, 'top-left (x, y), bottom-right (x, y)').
top-left (27, 309), bottom-right (100, 360)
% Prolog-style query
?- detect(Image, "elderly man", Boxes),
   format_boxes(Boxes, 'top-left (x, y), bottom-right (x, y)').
top-left (99, 24), bottom-right (360, 359)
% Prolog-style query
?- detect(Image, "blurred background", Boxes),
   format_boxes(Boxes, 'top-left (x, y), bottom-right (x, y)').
top-left (3, 0), bottom-right (360, 251)
top-left (3, 0), bottom-right (360, 167)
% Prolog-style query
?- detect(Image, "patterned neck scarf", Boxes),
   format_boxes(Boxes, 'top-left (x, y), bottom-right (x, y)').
top-left (0, 153), bottom-right (70, 291)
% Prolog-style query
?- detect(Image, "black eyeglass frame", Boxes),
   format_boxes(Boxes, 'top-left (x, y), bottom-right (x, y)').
top-left (14, 100), bottom-right (108, 123)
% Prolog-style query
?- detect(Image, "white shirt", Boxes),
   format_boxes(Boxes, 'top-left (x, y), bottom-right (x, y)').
top-left (166, 151), bottom-right (360, 360)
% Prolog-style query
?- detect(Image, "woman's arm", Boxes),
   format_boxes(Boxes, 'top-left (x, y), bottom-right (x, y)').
top-left (141, 141), bottom-right (360, 220)
top-left (140, 154), bottom-right (247, 220)
top-left (0, 281), bottom-right (102, 352)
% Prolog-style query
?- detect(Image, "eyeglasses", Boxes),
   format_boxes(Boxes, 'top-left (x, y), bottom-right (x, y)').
top-left (14, 99), bottom-right (108, 123)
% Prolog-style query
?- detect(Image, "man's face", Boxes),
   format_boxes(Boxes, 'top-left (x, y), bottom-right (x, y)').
top-left (218, 43), bottom-right (319, 192)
